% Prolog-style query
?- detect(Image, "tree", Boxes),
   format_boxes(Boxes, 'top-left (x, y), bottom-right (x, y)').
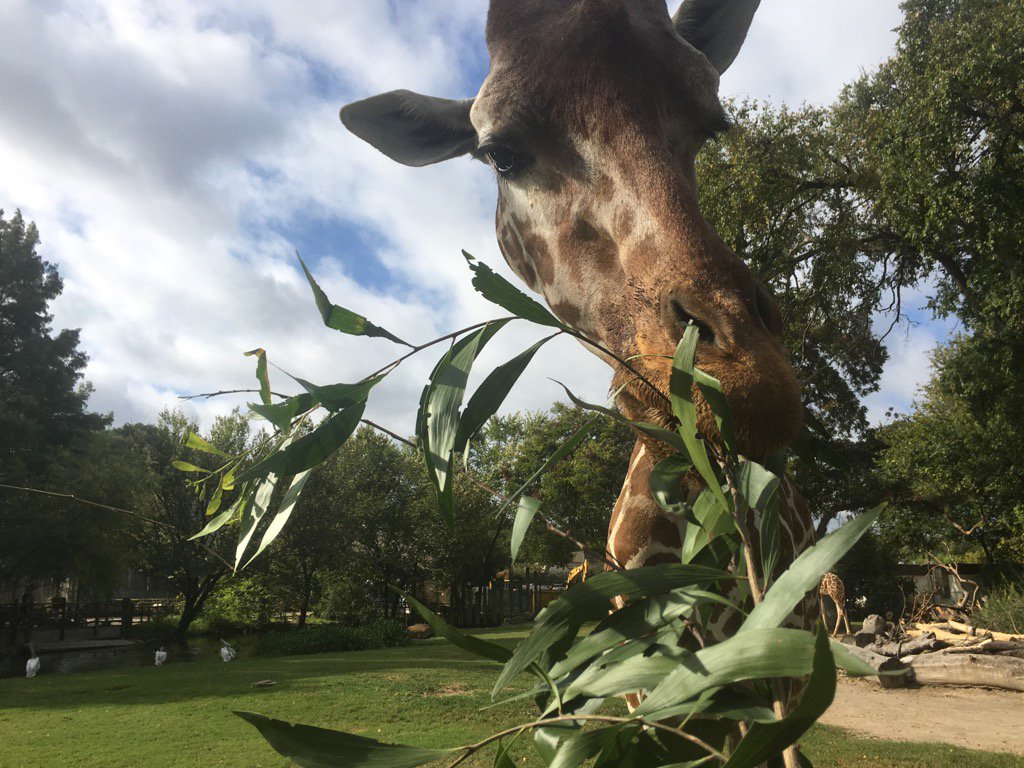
top-left (0, 209), bottom-right (106, 480)
top-left (472, 404), bottom-right (634, 567)
top-left (878, 340), bottom-right (1024, 570)
top-left (122, 409), bottom-right (252, 638)
top-left (0, 429), bottom-right (151, 596)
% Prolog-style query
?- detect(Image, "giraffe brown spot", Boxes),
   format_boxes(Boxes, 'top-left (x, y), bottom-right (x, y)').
top-left (550, 299), bottom-right (582, 327)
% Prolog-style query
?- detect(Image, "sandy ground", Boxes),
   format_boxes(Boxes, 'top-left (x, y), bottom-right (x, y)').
top-left (820, 676), bottom-right (1024, 755)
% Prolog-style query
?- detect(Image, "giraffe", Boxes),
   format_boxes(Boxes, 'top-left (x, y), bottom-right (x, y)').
top-left (818, 571), bottom-right (852, 637)
top-left (340, 0), bottom-right (815, 677)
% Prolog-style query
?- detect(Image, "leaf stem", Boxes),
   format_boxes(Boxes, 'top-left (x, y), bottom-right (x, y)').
top-left (447, 713), bottom-right (727, 768)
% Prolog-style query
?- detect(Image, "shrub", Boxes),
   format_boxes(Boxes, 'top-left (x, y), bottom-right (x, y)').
top-left (252, 619), bottom-right (408, 657)
top-left (974, 583), bottom-right (1024, 634)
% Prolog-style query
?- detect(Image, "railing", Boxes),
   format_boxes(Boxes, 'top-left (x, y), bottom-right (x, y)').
top-left (1, 598), bottom-right (180, 644)
top-left (416, 582), bottom-right (565, 628)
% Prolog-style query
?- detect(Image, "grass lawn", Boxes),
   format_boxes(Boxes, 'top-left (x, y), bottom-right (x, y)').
top-left (1, 626), bottom-right (1021, 768)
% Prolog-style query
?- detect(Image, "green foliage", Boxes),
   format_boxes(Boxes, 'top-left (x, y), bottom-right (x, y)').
top-left (252, 620), bottom-right (408, 657)
top-left (878, 339), bottom-right (1024, 566)
top-left (973, 584), bottom-right (1024, 636)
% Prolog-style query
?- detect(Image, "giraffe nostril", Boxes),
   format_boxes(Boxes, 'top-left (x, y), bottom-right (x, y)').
top-left (670, 300), bottom-right (716, 346)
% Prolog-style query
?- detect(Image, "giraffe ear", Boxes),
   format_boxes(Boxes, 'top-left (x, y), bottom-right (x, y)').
top-left (340, 90), bottom-right (477, 167)
top-left (672, 0), bottom-right (760, 75)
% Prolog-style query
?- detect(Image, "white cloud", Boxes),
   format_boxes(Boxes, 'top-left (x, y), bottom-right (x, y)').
top-left (0, 0), bottom-right (911, 440)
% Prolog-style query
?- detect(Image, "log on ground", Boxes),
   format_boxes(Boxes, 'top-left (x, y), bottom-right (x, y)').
top-left (842, 644), bottom-right (912, 688)
top-left (908, 652), bottom-right (1024, 692)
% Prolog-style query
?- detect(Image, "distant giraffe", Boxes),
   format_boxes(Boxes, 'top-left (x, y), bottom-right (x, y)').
top-left (818, 572), bottom-right (851, 637)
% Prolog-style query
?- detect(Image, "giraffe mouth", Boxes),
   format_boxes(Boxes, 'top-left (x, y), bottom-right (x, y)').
top-left (611, 343), bottom-right (802, 461)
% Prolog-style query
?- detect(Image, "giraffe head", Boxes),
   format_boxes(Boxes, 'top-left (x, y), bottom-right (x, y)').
top-left (341, 0), bottom-right (801, 458)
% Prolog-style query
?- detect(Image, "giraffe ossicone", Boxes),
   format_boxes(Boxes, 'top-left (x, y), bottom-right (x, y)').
top-left (341, 0), bottom-right (815, 642)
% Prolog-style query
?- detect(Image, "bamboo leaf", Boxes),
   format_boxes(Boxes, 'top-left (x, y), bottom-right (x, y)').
top-left (493, 563), bottom-right (735, 697)
top-left (185, 432), bottom-right (230, 458)
top-left (298, 253), bottom-right (411, 346)
top-left (235, 401), bottom-right (366, 484)
top-left (739, 506), bottom-right (882, 635)
top-left (400, 590), bottom-right (512, 663)
top-left (249, 393), bottom-right (316, 431)
top-left (511, 496), bottom-right (542, 564)
top-left (670, 330), bottom-right (730, 513)
top-left (242, 468), bottom-right (314, 568)
top-left (235, 711), bottom-right (448, 768)
top-left (634, 628), bottom-right (819, 720)
top-left (244, 348), bottom-right (272, 406)
top-left (557, 384), bottom-right (687, 454)
top-left (455, 335), bottom-right (557, 454)
top-left (720, 625), bottom-right (836, 768)
top-left (171, 461), bottom-right (207, 474)
top-left (464, 251), bottom-right (566, 329)
top-left (419, 321), bottom-right (510, 521)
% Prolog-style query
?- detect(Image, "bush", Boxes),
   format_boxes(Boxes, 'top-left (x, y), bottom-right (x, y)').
top-left (253, 619), bottom-right (409, 657)
top-left (974, 584), bottom-right (1024, 634)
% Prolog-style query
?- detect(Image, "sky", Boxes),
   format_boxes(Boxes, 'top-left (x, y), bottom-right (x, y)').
top-left (0, 0), bottom-right (954, 438)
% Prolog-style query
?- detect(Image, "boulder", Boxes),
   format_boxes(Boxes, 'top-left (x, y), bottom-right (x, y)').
top-left (862, 614), bottom-right (886, 635)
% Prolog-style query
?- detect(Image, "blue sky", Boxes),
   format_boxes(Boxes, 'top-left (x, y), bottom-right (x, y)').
top-left (0, 0), bottom-right (946, 435)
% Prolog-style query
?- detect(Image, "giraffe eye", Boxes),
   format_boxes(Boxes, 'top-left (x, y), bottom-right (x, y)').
top-left (485, 145), bottom-right (518, 176)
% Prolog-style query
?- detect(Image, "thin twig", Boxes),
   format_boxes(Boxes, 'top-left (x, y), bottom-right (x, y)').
top-left (447, 713), bottom-right (727, 768)
top-left (0, 483), bottom-right (234, 572)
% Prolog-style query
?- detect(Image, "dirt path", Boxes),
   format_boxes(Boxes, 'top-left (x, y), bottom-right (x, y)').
top-left (820, 676), bottom-right (1024, 755)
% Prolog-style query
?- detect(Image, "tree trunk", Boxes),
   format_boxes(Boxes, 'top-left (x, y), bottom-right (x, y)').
top-left (171, 572), bottom-right (222, 640)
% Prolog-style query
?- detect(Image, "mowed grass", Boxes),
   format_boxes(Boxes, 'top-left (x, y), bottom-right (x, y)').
top-left (0, 626), bottom-right (1021, 768)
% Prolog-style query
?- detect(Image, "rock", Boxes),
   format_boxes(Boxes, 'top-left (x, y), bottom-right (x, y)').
top-left (855, 630), bottom-right (879, 647)
top-left (862, 614), bottom-right (886, 635)
top-left (407, 623), bottom-right (435, 640)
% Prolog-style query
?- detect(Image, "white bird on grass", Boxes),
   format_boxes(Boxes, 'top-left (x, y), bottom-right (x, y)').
top-left (154, 647), bottom-right (168, 666)
top-left (25, 644), bottom-right (40, 678)
top-left (219, 639), bottom-right (236, 663)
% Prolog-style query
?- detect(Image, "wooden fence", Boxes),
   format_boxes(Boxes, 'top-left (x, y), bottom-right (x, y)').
top-left (1, 598), bottom-right (178, 644)
top-left (425, 582), bottom-right (564, 628)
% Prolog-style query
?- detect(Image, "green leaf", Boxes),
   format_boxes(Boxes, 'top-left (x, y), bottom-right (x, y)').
top-left (737, 460), bottom-right (782, 586)
top-left (185, 432), bottom-right (230, 458)
top-left (549, 587), bottom-right (742, 681)
top-left (455, 335), bottom-right (558, 454)
top-left (420, 321), bottom-right (509, 521)
top-left (680, 489), bottom-right (737, 565)
top-left (557, 385), bottom-right (687, 454)
top-left (249, 393), bottom-right (316, 431)
top-left (241, 468), bottom-right (313, 568)
top-left (298, 253), bottom-right (410, 346)
top-left (235, 711), bottom-right (448, 768)
top-left (739, 506), bottom-right (882, 635)
top-left (235, 401), bottom-right (366, 484)
top-left (737, 460), bottom-right (781, 512)
top-left (511, 496), bottom-right (542, 564)
top-left (171, 460), bottom-right (207, 474)
top-left (464, 251), bottom-right (566, 329)
top-left (648, 455), bottom-right (695, 520)
top-left (244, 348), bottom-right (272, 406)
top-left (493, 563), bottom-right (735, 697)
top-left (400, 590), bottom-right (512, 663)
top-left (634, 628), bottom-right (819, 720)
top-left (550, 726), bottom-right (631, 768)
top-left (760, 499), bottom-right (781, 588)
top-left (190, 488), bottom-right (249, 540)
top-left (291, 375), bottom-right (386, 412)
top-left (670, 330), bottom-right (730, 513)
top-left (721, 625), bottom-right (837, 768)
top-left (236, 471), bottom-right (281, 567)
